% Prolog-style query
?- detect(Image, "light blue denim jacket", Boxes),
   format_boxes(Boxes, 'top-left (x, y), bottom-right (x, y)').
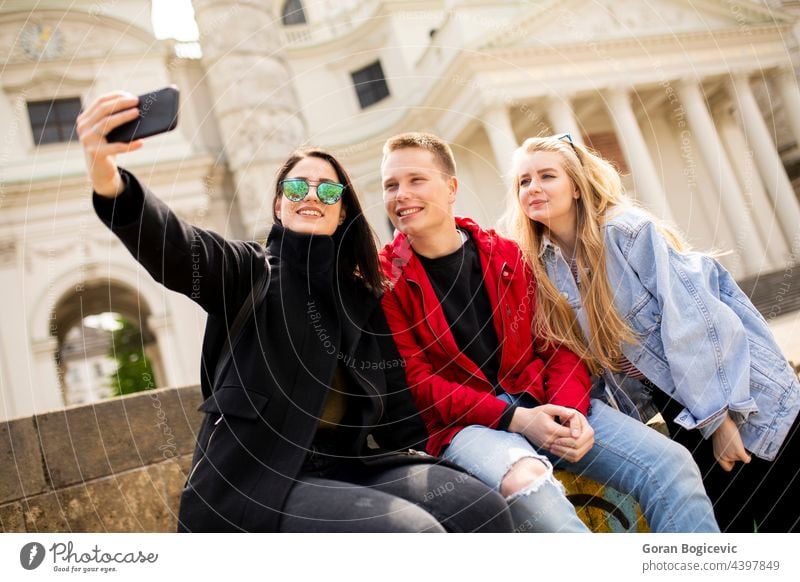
top-left (541, 206), bottom-right (799, 461)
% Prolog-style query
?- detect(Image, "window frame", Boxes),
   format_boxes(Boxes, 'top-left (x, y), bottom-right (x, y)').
top-left (351, 60), bottom-right (390, 109)
top-left (26, 97), bottom-right (82, 146)
top-left (281, 0), bottom-right (307, 26)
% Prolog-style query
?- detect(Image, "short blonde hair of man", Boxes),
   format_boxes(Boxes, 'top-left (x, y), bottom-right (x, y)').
top-left (382, 132), bottom-right (457, 176)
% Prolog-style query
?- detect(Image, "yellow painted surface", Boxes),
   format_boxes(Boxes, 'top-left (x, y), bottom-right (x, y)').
top-left (555, 470), bottom-right (649, 533)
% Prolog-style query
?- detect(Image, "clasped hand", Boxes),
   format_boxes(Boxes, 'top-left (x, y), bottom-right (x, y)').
top-left (509, 404), bottom-right (594, 463)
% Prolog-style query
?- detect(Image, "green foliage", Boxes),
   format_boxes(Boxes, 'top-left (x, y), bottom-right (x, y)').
top-left (108, 316), bottom-right (156, 397)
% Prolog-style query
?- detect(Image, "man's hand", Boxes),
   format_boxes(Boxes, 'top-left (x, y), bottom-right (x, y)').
top-left (712, 414), bottom-right (751, 471)
top-left (509, 404), bottom-right (594, 462)
top-left (549, 408), bottom-right (594, 462)
top-left (76, 91), bottom-right (143, 197)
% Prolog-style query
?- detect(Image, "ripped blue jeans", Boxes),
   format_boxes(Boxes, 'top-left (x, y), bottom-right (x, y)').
top-left (442, 423), bottom-right (589, 533)
top-left (442, 395), bottom-right (719, 533)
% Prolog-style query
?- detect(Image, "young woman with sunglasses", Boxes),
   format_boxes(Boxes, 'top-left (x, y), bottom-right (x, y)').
top-left (78, 91), bottom-right (513, 532)
top-left (504, 134), bottom-right (800, 532)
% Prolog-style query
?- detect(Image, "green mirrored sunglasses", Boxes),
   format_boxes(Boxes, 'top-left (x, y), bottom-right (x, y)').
top-left (280, 178), bottom-right (345, 205)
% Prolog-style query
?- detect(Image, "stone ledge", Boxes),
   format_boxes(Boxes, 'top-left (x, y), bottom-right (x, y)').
top-left (0, 501), bottom-right (25, 532)
top-left (0, 385), bottom-right (201, 533)
top-left (0, 416), bottom-right (48, 504)
top-left (36, 386), bottom-right (202, 489)
top-left (5, 454), bottom-right (192, 533)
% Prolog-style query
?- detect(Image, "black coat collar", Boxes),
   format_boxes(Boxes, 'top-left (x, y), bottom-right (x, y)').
top-left (266, 223), bottom-right (335, 275)
top-left (266, 223), bottom-right (376, 351)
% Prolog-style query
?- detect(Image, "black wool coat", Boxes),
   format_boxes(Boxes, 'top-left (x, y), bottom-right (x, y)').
top-left (94, 169), bottom-right (431, 532)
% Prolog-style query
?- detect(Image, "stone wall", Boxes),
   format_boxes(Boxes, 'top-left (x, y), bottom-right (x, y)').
top-left (0, 386), bottom-right (203, 532)
top-left (1, 384), bottom-right (646, 532)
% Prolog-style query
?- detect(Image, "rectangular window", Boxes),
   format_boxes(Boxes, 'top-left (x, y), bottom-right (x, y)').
top-left (281, 0), bottom-right (307, 25)
top-left (351, 61), bottom-right (390, 109)
top-left (27, 97), bottom-right (82, 146)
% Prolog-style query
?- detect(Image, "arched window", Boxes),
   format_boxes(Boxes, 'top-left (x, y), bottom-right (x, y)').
top-left (281, 0), bottom-right (307, 26)
top-left (53, 281), bottom-right (164, 405)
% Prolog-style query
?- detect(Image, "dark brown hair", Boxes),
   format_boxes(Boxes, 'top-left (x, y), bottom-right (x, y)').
top-left (272, 148), bottom-right (384, 294)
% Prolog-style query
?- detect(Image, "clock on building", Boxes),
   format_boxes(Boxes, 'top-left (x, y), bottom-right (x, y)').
top-left (21, 23), bottom-right (64, 60)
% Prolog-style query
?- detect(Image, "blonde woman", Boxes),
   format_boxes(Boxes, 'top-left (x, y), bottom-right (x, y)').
top-left (505, 134), bottom-right (800, 532)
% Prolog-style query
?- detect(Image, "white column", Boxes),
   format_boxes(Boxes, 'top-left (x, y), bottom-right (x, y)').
top-left (147, 313), bottom-right (181, 389)
top-left (715, 105), bottom-right (786, 269)
top-left (775, 68), bottom-right (800, 148)
top-left (676, 80), bottom-right (763, 274)
top-left (546, 95), bottom-right (585, 146)
top-left (605, 87), bottom-right (674, 221)
top-left (729, 74), bottom-right (800, 254)
top-left (482, 105), bottom-right (519, 183)
top-left (1, 245), bottom-right (63, 419)
top-left (31, 337), bottom-right (65, 413)
top-left (192, 0), bottom-right (306, 240)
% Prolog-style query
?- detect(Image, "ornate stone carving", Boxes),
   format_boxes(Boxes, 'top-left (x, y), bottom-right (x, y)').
top-left (191, 0), bottom-right (307, 236)
top-left (205, 55), bottom-right (298, 114)
top-left (220, 109), bottom-right (305, 170)
top-left (0, 12), bottom-right (152, 66)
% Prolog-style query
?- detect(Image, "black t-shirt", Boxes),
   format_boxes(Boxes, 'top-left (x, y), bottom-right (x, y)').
top-left (417, 231), bottom-right (517, 430)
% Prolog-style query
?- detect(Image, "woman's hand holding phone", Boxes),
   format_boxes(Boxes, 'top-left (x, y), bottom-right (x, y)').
top-left (77, 91), bottom-right (144, 197)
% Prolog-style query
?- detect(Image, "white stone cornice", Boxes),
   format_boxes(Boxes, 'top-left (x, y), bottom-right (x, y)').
top-left (31, 336), bottom-right (58, 356)
top-left (0, 9), bottom-right (160, 66)
top-left (477, 24), bottom-right (796, 64)
top-left (192, 0), bottom-right (266, 11)
top-left (0, 153), bottom-right (217, 210)
top-left (465, 46), bottom-right (790, 106)
top-left (479, 0), bottom-right (796, 52)
top-left (279, 0), bottom-right (389, 56)
top-left (1, 71), bottom-right (95, 96)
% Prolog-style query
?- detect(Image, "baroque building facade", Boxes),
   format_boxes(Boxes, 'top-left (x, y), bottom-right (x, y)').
top-left (1, 0), bottom-right (799, 421)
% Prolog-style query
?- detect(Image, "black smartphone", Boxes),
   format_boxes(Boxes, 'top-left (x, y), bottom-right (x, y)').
top-left (106, 86), bottom-right (179, 143)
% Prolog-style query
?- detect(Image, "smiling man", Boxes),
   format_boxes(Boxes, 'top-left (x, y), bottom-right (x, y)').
top-left (378, 132), bottom-right (719, 533)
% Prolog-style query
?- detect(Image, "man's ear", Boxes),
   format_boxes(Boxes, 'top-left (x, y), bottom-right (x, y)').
top-left (448, 175), bottom-right (458, 204)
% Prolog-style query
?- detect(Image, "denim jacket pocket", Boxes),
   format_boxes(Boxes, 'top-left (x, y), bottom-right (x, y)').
top-left (625, 293), bottom-right (661, 336)
top-left (749, 341), bottom-right (794, 398)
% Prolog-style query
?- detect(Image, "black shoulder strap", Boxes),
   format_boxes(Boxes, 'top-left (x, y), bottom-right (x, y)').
top-left (212, 257), bottom-right (272, 390)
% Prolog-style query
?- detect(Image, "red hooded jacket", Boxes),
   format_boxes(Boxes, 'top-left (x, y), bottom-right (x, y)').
top-left (380, 217), bottom-right (591, 456)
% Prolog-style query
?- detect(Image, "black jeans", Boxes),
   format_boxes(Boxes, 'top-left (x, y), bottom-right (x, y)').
top-left (278, 463), bottom-right (513, 533)
top-left (652, 387), bottom-right (800, 532)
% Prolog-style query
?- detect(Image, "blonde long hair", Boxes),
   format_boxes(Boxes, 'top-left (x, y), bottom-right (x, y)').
top-left (503, 136), bottom-right (689, 374)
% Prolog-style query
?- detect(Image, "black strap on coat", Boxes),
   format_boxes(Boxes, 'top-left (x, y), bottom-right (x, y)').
top-left (212, 259), bottom-right (272, 390)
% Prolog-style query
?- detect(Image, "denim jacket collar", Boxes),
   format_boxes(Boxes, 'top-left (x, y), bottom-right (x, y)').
top-left (539, 234), bottom-right (558, 259)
